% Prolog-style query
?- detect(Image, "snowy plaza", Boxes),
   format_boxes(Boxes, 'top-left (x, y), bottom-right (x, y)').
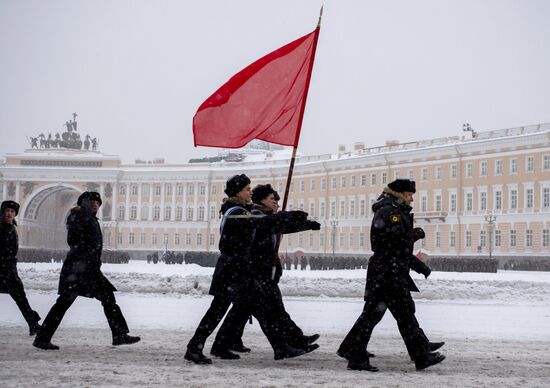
top-left (1, 261), bottom-right (549, 387)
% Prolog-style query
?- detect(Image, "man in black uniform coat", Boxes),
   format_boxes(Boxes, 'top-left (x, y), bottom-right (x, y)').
top-left (33, 192), bottom-right (140, 350)
top-left (0, 200), bottom-right (42, 335)
top-left (337, 179), bottom-right (445, 371)
top-left (185, 175), bottom-right (314, 364)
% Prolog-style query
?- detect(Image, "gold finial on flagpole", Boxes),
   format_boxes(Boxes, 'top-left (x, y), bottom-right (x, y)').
top-left (317, 5), bottom-right (323, 28)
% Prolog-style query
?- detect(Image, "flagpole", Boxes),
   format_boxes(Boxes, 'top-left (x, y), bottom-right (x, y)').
top-left (281, 6), bottom-right (322, 212)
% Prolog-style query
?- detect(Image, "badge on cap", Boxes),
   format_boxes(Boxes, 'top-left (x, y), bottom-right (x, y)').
top-left (390, 214), bottom-right (400, 223)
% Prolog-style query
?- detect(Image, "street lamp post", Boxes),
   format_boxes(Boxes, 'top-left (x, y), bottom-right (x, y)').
top-left (485, 214), bottom-right (497, 259)
top-left (330, 220), bottom-right (338, 257)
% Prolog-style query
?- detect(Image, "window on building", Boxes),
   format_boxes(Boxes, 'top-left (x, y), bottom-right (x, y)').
top-left (480, 192), bottom-right (487, 211)
top-left (510, 159), bottom-right (518, 174)
top-left (199, 184), bottom-right (205, 195)
top-left (495, 160), bottom-right (503, 175)
top-left (340, 201), bottom-right (345, 217)
top-left (177, 184), bottom-right (183, 196)
top-left (119, 185), bottom-right (126, 195)
top-left (310, 179), bottom-right (316, 191)
top-left (526, 156), bottom-right (534, 172)
top-left (300, 180), bottom-right (305, 192)
top-left (198, 206), bottom-right (205, 221)
top-left (359, 233), bottom-right (365, 247)
top-left (152, 233), bottom-right (157, 245)
top-left (421, 196), bottom-right (427, 212)
top-left (175, 233), bottom-right (180, 245)
top-left (381, 172), bottom-right (387, 184)
top-left (369, 173), bottom-right (375, 186)
top-left (141, 204), bottom-right (149, 220)
top-left (164, 205), bottom-right (171, 220)
top-left (299, 232), bottom-right (303, 247)
top-left (309, 232), bottom-right (313, 248)
top-left (435, 195), bottom-right (442, 212)
top-left (197, 233), bottom-right (202, 246)
top-left (128, 233), bottom-right (135, 245)
top-left (435, 231), bottom-right (441, 248)
top-left (131, 185), bottom-right (138, 195)
top-left (309, 202), bottom-right (315, 217)
top-left (176, 206), bottom-right (183, 221)
top-left (339, 233), bottom-right (344, 248)
top-left (118, 205), bottom-right (125, 220)
top-left (287, 234), bottom-right (292, 247)
top-left (480, 231), bottom-right (486, 247)
top-left (544, 155), bottom-right (550, 170)
top-left (211, 184), bottom-right (217, 195)
top-left (510, 189), bottom-right (518, 209)
top-left (466, 231), bottom-right (472, 247)
top-left (450, 194), bottom-right (457, 212)
top-left (526, 188), bottom-right (534, 208)
top-left (466, 163), bottom-right (472, 178)
top-left (466, 193), bottom-right (473, 211)
top-left (320, 233), bottom-right (324, 247)
top-left (153, 205), bottom-right (160, 220)
top-left (209, 233), bottom-right (215, 246)
top-left (331, 177), bottom-right (337, 189)
top-left (140, 232), bottom-right (146, 245)
top-left (543, 187), bottom-right (550, 208)
top-left (543, 229), bottom-right (549, 247)
top-left (163, 233), bottom-right (168, 244)
top-left (187, 183), bottom-right (194, 195)
top-left (154, 185), bottom-right (161, 196)
top-left (330, 201), bottom-right (336, 217)
top-left (495, 230), bottom-right (501, 247)
top-left (450, 231), bottom-right (456, 247)
top-left (117, 232), bottom-right (123, 245)
top-left (526, 230), bottom-right (533, 247)
top-left (142, 184), bottom-right (149, 196)
top-left (340, 177), bottom-right (346, 188)
top-left (361, 174), bottom-right (367, 186)
top-left (185, 233), bottom-right (191, 246)
top-left (130, 205), bottom-right (137, 220)
top-left (321, 178), bottom-right (326, 190)
top-left (435, 166), bottom-right (442, 180)
top-left (209, 205), bottom-right (216, 220)
top-left (166, 184), bottom-right (172, 196)
top-left (360, 199), bottom-right (366, 217)
top-left (349, 233), bottom-right (354, 249)
top-left (495, 191), bottom-right (502, 210)
top-left (186, 207), bottom-right (194, 221)
top-left (350, 200), bottom-right (355, 218)
top-left (510, 230), bottom-right (517, 247)
top-left (421, 168), bottom-right (427, 181)
top-left (408, 170), bottom-right (414, 180)
top-left (351, 175), bottom-right (356, 187)
top-left (320, 202), bottom-right (325, 218)
top-left (480, 161), bottom-right (487, 177)
top-left (450, 165), bottom-right (457, 179)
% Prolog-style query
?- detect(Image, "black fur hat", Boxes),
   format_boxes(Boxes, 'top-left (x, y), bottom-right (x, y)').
top-left (224, 174), bottom-right (251, 197)
top-left (252, 184), bottom-right (276, 204)
top-left (1, 200), bottom-right (20, 216)
top-left (77, 191), bottom-right (102, 206)
top-left (388, 179), bottom-right (416, 193)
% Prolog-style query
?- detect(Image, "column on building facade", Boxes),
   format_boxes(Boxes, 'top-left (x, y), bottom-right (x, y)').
top-left (2, 182), bottom-right (6, 201)
top-left (160, 182), bottom-right (166, 221)
top-left (204, 176), bottom-right (210, 251)
top-left (112, 182), bottom-right (117, 222)
top-left (15, 182), bottom-right (20, 203)
top-left (171, 181), bottom-right (176, 221)
top-left (137, 183), bottom-right (142, 221)
top-left (148, 182), bottom-right (153, 221)
top-left (125, 183), bottom-right (130, 221)
top-left (98, 183), bottom-right (105, 219)
top-left (193, 182), bottom-right (198, 221)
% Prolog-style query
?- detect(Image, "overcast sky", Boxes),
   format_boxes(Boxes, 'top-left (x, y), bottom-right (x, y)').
top-left (1, 0), bottom-right (549, 163)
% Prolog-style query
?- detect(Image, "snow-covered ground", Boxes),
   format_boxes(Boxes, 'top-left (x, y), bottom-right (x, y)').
top-left (1, 261), bottom-right (550, 387)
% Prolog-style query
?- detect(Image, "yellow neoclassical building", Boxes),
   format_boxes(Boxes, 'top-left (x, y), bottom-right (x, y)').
top-left (2, 123), bottom-right (550, 261)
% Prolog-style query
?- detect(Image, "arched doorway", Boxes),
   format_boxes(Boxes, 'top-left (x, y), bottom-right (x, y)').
top-left (20, 184), bottom-right (81, 249)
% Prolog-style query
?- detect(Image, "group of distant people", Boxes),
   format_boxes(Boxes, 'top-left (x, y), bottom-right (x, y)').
top-left (1, 175), bottom-right (445, 371)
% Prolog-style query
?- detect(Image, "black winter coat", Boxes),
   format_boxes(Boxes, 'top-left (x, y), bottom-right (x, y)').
top-left (365, 192), bottom-right (430, 299)
top-left (0, 221), bottom-right (24, 293)
top-left (58, 207), bottom-right (116, 297)
top-left (250, 204), bottom-right (316, 283)
top-left (209, 200), bottom-right (308, 302)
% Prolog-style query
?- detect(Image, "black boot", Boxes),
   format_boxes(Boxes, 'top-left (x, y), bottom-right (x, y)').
top-left (33, 339), bottom-right (59, 350)
top-left (303, 343), bottom-right (320, 354)
top-left (112, 334), bottom-right (141, 346)
top-left (347, 359), bottom-right (379, 372)
top-left (274, 344), bottom-right (306, 360)
top-left (211, 346), bottom-right (240, 360)
top-left (337, 348), bottom-right (372, 362)
top-left (185, 348), bottom-right (212, 364)
top-left (228, 344), bottom-right (251, 353)
top-left (429, 341), bottom-right (445, 352)
top-left (29, 322), bottom-right (42, 336)
top-left (415, 352), bottom-right (446, 370)
top-left (303, 333), bottom-right (320, 345)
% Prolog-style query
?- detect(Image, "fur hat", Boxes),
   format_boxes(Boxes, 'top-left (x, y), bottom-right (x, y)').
top-left (388, 179), bottom-right (416, 193)
top-left (224, 174), bottom-right (251, 197)
top-left (77, 191), bottom-right (102, 206)
top-left (252, 184), bottom-right (276, 204)
top-left (1, 200), bottom-right (20, 216)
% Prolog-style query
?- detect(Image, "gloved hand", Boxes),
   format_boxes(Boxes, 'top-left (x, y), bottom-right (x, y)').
top-left (412, 227), bottom-right (426, 242)
top-left (422, 267), bottom-right (432, 279)
top-left (306, 220), bottom-right (321, 230)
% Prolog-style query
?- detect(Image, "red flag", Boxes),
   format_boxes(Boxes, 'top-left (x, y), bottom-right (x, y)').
top-left (193, 27), bottom-right (320, 148)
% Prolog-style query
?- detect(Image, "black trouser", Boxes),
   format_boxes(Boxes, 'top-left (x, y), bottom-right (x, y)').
top-left (9, 286), bottom-right (40, 327)
top-left (339, 284), bottom-right (430, 361)
top-left (36, 289), bottom-right (129, 342)
top-left (213, 281), bottom-right (305, 350)
top-left (188, 291), bottom-right (289, 353)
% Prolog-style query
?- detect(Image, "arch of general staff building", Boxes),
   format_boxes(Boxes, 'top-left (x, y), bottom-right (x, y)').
top-left (1, 122), bottom-right (550, 269)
